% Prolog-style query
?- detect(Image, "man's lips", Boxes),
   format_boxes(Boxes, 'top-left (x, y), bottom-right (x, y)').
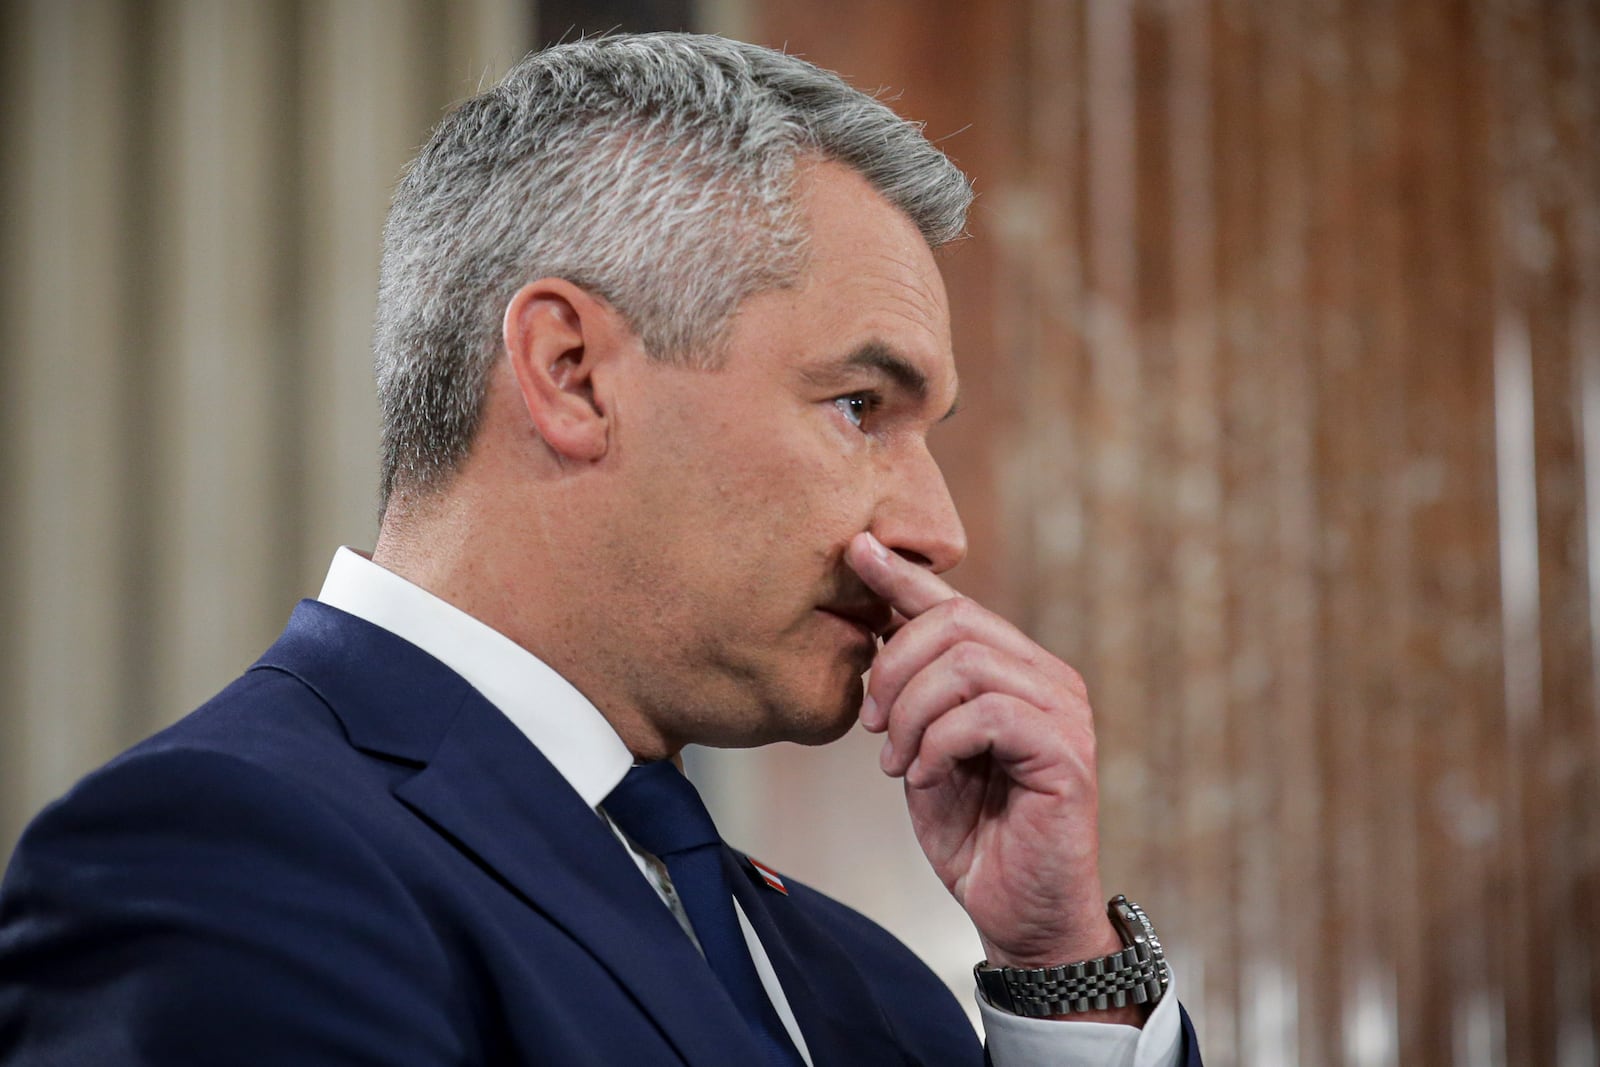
top-left (819, 601), bottom-right (894, 641)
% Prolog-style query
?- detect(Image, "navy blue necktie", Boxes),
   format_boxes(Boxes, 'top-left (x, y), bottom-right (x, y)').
top-left (605, 761), bottom-right (805, 1067)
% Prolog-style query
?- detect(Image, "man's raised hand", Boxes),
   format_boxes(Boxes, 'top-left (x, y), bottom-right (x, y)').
top-left (845, 531), bottom-right (1137, 1022)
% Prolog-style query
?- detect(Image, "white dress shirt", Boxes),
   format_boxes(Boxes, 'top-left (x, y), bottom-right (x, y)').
top-left (318, 547), bottom-right (1182, 1066)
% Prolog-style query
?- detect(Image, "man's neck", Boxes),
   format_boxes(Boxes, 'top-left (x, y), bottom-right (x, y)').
top-left (372, 503), bottom-right (682, 764)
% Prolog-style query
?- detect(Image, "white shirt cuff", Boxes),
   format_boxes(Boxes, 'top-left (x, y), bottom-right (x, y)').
top-left (980, 972), bottom-right (1184, 1067)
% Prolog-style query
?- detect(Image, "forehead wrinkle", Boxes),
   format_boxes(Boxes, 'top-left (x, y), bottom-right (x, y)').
top-left (870, 283), bottom-right (943, 327)
top-left (825, 248), bottom-right (944, 321)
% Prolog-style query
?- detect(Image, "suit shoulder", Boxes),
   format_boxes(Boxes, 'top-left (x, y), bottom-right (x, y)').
top-left (0, 734), bottom-right (464, 1063)
top-left (4, 740), bottom-right (415, 914)
top-left (71, 662), bottom-right (384, 818)
top-left (130, 660), bottom-right (348, 757)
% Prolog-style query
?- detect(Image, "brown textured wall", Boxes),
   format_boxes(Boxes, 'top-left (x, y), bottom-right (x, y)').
top-left (732, 1), bottom-right (1600, 1063)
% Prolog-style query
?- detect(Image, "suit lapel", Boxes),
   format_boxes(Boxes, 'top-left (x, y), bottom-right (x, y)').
top-left (727, 851), bottom-right (911, 1066)
top-left (395, 699), bottom-right (767, 1065)
top-left (258, 602), bottom-right (765, 1066)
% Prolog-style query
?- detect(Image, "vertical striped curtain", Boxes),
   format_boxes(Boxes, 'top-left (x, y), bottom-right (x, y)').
top-left (0, 0), bottom-right (533, 843)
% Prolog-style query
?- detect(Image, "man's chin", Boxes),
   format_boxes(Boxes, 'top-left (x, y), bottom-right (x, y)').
top-left (788, 684), bottom-right (873, 747)
top-left (781, 708), bottom-right (861, 748)
top-left (698, 688), bottom-right (865, 750)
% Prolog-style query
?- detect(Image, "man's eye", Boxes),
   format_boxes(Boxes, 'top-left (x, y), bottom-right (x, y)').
top-left (833, 393), bottom-right (877, 429)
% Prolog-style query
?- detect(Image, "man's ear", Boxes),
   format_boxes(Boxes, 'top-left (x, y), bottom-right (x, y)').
top-left (502, 278), bottom-right (626, 462)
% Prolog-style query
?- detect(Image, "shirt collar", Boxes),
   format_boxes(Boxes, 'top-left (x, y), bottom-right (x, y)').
top-left (316, 547), bottom-right (634, 809)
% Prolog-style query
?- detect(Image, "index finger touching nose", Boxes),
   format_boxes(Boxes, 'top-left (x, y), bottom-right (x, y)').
top-left (845, 532), bottom-right (961, 620)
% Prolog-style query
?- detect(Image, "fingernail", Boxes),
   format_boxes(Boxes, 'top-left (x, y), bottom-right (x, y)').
top-left (861, 693), bottom-right (880, 729)
top-left (880, 738), bottom-right (896, 771)
top-left (864, 532), bottom-right (890, 562)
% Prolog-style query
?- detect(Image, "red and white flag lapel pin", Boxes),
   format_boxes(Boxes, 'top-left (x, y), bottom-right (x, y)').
top-left (748, 856), bottom-right (788, 895)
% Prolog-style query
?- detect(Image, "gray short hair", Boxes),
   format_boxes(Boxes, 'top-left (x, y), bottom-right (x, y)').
top-left (373, 32), bottom-right (973, 512)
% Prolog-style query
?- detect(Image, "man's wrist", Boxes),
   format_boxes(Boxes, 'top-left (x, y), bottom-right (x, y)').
top-left (981, 916), bottom-right (1124, 971)
top-left (973, 896), bottom-right (1169, 1023)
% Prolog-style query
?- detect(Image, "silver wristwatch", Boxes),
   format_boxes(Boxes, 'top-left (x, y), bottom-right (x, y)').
top-left (973, 896), bottom-right (1170, 1017)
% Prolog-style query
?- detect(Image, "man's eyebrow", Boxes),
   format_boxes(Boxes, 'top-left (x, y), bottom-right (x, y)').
top-left (806, 341), bottom-right (961, 421)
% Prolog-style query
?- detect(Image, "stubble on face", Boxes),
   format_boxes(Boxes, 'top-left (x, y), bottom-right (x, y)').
top-left (602, 426), bottom-right (879, 752)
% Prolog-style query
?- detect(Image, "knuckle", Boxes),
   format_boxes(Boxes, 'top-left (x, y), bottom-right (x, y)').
top-left (919, 711), bottom-right (953, 745)
top-left (948, 639), bottom-right (989, 675)
top-left (944, 595), bottom-right (984, 631)
top-left (971, 691), bottom-right (1013, 720)
top-left (866, 656), bottom-right (908, 696)
top-left (884, 703), bottom-right (915, 742)
top-left (918, 717), bottom-right (966, 765)
top-left (921, 594), bottom-right (972, 634)
top-left (863, 669), bottom-right (896, 706)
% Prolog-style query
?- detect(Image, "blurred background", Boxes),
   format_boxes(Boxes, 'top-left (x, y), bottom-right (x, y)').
top-left (2, 1), bottom-right (1597, 1064)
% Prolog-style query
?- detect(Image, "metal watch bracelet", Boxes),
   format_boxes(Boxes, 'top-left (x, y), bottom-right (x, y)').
top-left (973, 895), bottom-right (1170, 1017)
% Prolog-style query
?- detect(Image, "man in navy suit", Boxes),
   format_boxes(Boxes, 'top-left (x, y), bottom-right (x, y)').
top-left (0, 34), bottom-right (1200, 1065)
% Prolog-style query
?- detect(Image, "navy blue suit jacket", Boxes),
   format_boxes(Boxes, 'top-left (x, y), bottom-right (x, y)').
top-left (0, 601), bottom-right (1201, 1064)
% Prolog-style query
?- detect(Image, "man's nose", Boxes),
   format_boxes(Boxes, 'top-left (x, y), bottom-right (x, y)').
top-left (870, 448), bottom-right (968, 575)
